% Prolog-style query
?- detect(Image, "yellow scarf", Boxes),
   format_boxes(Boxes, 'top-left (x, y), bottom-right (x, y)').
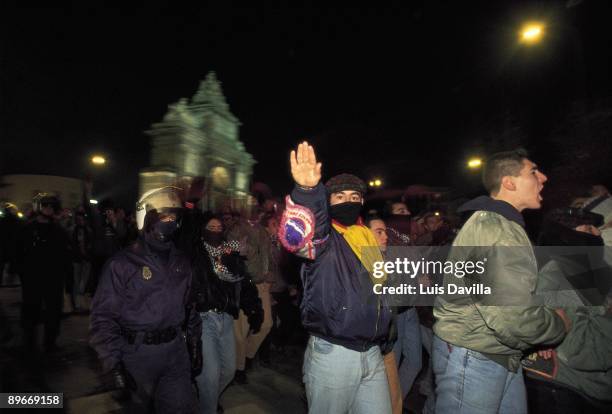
top-left (332, 221), bottom-right (386, 284)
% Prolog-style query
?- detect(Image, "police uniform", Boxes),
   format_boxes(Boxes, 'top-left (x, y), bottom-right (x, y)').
top-left (19, 216), bottom-right (71, 350)
top-left (17, 194), bottom-right (71, 351)
top-left (89, 187), bottom-right (201, 413)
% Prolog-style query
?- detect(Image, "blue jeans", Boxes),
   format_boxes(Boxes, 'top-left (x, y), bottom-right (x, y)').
top-left (196, 312), bottom-right (236, 414)
top-left (432, 336), bottom-right (527, 414)
top-left (392, 307), bottom-right (423, 400)
top-left (303, 336), bottom-right (391, 414)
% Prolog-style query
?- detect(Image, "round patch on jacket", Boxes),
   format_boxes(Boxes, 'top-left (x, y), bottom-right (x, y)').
top-left (278, 195), bottom-right (315, 252)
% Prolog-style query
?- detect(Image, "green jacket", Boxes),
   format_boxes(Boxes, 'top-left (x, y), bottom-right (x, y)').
top-left (433, 197), bottom-right (566, 372)
top-left (526, 258), bottom-right (612, 402)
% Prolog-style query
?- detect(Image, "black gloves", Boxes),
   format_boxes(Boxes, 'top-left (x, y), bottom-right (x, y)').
top-left (240, 276), bottom-right (263, 334)
top-left (110, 362), bottom-right (136, 401)
top-left (247, 309), bottom-right (264, 334)
top-left (188, 337), bottom-right (203, 378)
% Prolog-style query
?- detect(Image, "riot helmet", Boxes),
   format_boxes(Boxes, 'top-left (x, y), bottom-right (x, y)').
top-left (32, 193), bottom-right (61, 216)
top-left (136, 186), bottom-right (183, 244)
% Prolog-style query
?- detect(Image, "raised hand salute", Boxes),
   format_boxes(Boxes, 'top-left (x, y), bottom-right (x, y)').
top-left (290, 141), bottom-right (322, 188)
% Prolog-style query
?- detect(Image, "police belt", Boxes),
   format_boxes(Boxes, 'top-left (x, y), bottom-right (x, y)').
top-left (120, 326), bottom-right (180, 345)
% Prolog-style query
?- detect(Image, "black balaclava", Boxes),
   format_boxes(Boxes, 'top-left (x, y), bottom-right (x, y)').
top-left (143, 207), bottom-right (181, 258)
top-left (386, 214), bottom-right (412, 235)
top-left (330, 202), bottom-right (362, 226)
top-left (203, 230), bottom-right (224, 247)
top-left (145, 220), bottom-right (179, 252)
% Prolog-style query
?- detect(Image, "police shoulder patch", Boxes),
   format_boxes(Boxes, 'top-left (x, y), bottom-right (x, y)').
top-left (142, 266), bottom-right (153, 280)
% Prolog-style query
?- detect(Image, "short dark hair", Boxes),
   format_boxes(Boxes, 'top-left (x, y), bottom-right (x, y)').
top-left (365, 214), bottom-right (384, 228)
top-left (482, 148), bottom-right (529, 195)
top-left (202, 211), bottom-right (224, 230)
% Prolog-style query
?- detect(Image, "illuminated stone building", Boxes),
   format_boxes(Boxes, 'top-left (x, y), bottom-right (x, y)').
top-left (140, 72), bottom-right (255, 211)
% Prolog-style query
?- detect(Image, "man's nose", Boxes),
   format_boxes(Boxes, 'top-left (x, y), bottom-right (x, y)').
top-left (538, 171), bottom-right (548, 183)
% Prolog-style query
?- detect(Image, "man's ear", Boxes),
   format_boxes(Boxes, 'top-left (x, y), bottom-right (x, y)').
top-left (500, 176), bottom-right (516, 192)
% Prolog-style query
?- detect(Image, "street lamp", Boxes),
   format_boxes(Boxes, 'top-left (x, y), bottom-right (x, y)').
top-left (91, 155), bottom-right (106, 165)
top-left (369, 178), bottom-right (383, 188)
top-left (467, 157), bottom-right (483, 170)
top-left (519, 22), bottom-right (544, 45)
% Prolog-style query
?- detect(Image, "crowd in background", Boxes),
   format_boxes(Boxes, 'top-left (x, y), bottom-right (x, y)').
top-left (1, 173), bottom-right (611, 414)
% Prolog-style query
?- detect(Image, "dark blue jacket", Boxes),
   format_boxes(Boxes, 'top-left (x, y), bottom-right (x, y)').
top-left (89, 239), bottom-right (201, 371)
top-left (289, 183), bottom-right (392, 351)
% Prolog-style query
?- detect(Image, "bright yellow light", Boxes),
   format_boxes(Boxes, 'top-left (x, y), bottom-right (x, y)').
top-left (520, 23), bottom-right (544, 44)
top-left (467, 158), bottom-right (483, 169)
top-left (369, 181), bottom-right (375, 187)
top-left (17, 212), bottom-right (24, 218)
top-left (434, 211), bottom-right (440, 216)
top-left (91, 155), bottom-right (106, 165)
top-left (374, 179), bottom-right (382, 187)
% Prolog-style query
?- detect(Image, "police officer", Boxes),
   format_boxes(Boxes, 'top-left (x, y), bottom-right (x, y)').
top-left (90, 186), bottom-right (202, 413)
top-left (17, 194), bottom-right (71, 352)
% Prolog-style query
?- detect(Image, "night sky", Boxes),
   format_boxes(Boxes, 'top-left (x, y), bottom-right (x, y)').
top-left (1, 1), bottom-right (611, 208)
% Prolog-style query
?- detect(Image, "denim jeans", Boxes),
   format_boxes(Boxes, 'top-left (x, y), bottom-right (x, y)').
top-left (303, 336), bottom-right (391, 414)
top-left (392, 307), bottom-right (423, 400)
top-left (196, 311), bottom-right (236, 414)
top-left (432, 336), bottom-right (527, 414)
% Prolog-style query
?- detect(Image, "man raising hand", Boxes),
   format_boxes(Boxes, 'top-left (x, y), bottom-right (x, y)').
top-left (280, 141), bottom-right (393, 414)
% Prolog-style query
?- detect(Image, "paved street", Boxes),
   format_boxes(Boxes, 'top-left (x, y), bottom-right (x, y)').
top-left (0, 285), bottom-right (306, 414)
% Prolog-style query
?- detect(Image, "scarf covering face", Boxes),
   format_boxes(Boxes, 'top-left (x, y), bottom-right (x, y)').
top-left (203, 229), bottom-right (224, 247)
top-left (203, 239), bottom-right (243, 282)
top-left (329, 202), bottom-right (363, 227)
top-left (332, 220), bottom-right (386, 284)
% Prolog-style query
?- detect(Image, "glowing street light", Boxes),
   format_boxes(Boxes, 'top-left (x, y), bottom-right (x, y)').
top-left (369, 179), bottom-right (383, 188)
top-left (90, 199), bottom-right (98, 205)
top-left (467, 158), bottom-right (483, 170)
top-left (91, 155), bottom-right (106, 165)
top-left (520, 22), bottom-right (544, 44)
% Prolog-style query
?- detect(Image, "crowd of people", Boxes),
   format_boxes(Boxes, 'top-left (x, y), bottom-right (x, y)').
top-left (1, 142), bottom-right (611, 414)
